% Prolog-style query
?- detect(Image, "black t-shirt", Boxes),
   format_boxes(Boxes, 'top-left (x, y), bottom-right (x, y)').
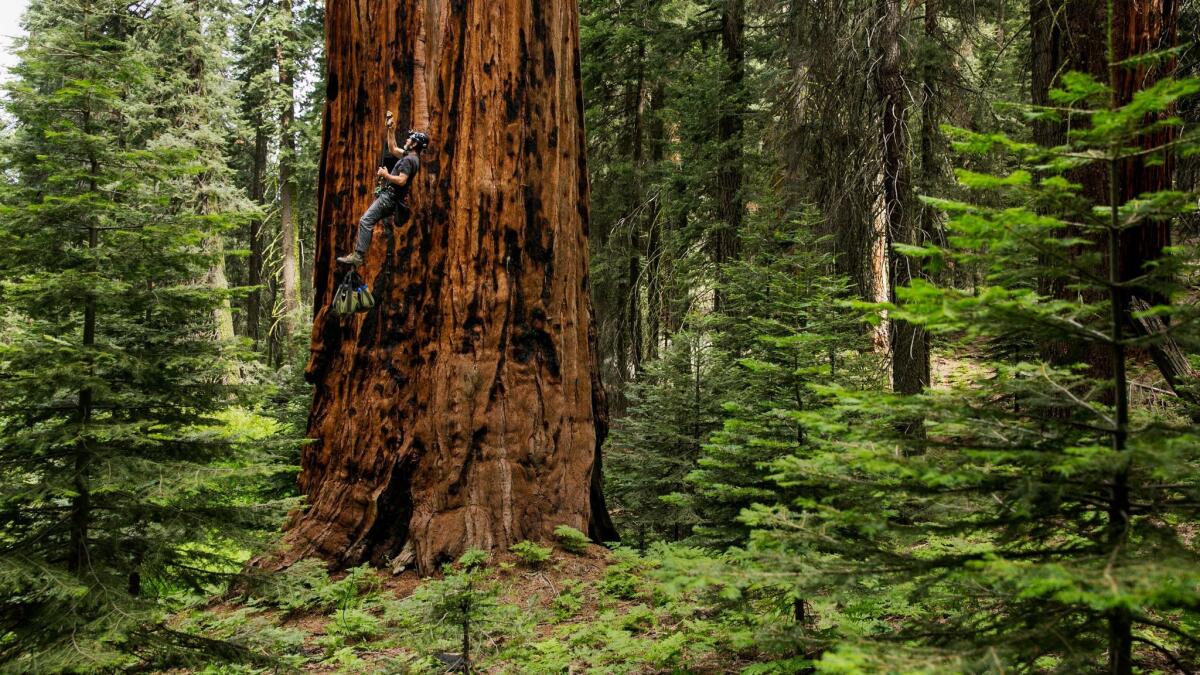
top-left (389, 153), bottom-right (420, 201)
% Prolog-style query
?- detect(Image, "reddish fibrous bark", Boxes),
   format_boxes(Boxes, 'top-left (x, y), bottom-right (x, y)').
top-left (1112, 1), bottom-right (1177, 286)
top-left (1032, 1), bottom-right (1180, 376)
top-left (1042, 0), bottom-right (1177, 279)
top-left (275, 0), bottom-right (616, 575)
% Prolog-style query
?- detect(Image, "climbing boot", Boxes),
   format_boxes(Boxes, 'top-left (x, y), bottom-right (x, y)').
top-left (337, 251), bottom-right (364, 267)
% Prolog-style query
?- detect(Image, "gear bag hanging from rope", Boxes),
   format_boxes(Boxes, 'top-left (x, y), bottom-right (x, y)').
top-left (331, 270), bottom-right (375, 317)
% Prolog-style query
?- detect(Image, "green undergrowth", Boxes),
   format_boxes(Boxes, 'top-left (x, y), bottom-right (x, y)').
top-left (170, 543), bottom-right (807, 674)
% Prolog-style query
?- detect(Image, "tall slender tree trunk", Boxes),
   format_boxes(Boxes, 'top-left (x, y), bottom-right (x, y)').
top-left (919, 0), bottom-right (942, 252)
top-left (614, 42), bottom-right (646, 394)
top-left (626, 44), bottom-right (646, 379)
top-left (1027, 0), bottom-right (1065, 147)
top-left (247, 122), bottom-right (268, 344)
top-left (209, 243), bottom-right (237, 341)
top-left (714, 0), bottom-right (744, 311)
top-left (272, 0), bottom-right (616, 574)
top-left (869, 171), bottom-right (892, 354)
top-left (644, 81), bottom-right (666, 364)
top-left (278, 0), bottom-right (301, 340)
top-left (780, 0), bottom-right (805, 215)
top-left (875, 0), bottom-right (929, 396)
top-left (71, 107), bottom-right (98, 575)
top-left (1031, 0), bottom-right (1067, 149)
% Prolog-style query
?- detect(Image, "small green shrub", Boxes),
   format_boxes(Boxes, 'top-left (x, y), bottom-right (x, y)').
top-left (458, 548), bottom-right (490, 570)
top-left (621, 604), bottom-right (656, 633)
top-left (553, 525), bottom-right (591, 554)
top-left (242, 559), bottom-right (379, 613)
top-left (553, 580), bottom-right (585, 620)
top-left (377, 549), bottom-right (502, 670)
top-left (241, 557), bottom-right (330, 611)
top-left (327, 606), bottom-right (383, 642)
top-left (511, 540), bottom-right (553, 568)
top-left (600, 566), bottom-right (642, 600)
top-left (318, 644), bottom-right (367, 670)
top-left (181, 606), bottom-right (308, 669)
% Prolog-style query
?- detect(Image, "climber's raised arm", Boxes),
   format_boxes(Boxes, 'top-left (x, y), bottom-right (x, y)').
top-left (386, 111), bottom-right (404, 158)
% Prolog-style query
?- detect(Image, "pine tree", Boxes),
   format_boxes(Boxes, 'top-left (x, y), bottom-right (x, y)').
top-left (140, 0), bottom-right (255, 349)
top-left (0, 1), bottom-right (287, 668)
top-left (606, 329), bottom-right (736, 544)
top-left (685, 220), bottom-right (882, 547)
top-left (230, 0), bottom-right (276, 347)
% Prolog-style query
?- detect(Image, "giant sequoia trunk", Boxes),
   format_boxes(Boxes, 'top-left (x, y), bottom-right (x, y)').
top-left (1111, 1), bottom-right (1177, 289)
top-left (1032, 0), bottom-right (1189, 397)
top-left (279, 0), bottom-right (616, 574)
top-left (1113, 2), bottom-right (1196, 404)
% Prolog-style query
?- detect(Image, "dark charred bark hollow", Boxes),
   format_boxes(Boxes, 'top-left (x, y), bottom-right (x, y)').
top-left (360, 456), bottom-right (417, 568)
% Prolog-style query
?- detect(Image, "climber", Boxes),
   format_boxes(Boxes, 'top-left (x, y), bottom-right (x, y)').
top-left (337, 112), bottom-right (429, 267)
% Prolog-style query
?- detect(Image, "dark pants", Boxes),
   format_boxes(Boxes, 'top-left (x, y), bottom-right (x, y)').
top-left (354, 191), bottom-right (410, 254)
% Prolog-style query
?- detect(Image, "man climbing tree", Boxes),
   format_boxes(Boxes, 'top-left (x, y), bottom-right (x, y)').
top-left (337, 113), bottom-right (428, 267)
top-left (272, 0), bottom-right (617, 575)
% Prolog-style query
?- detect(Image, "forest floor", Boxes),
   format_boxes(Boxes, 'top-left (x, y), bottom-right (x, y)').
top-left (163, 348), bottom-right (1186, 675)
top-left (170, 544), bottom-right (765, 674)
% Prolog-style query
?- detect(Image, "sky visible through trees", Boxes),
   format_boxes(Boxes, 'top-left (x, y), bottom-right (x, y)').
top-left (0, 2), bottom-right (30, 80)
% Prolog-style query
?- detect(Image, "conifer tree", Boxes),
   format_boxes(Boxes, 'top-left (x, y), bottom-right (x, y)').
top-left (227, 0), bottom-right (321, 359)
top-left (0, 1), bottom-right (286, 668)
top-left (690, 46), bottom-right (1200, 674)
top-left (230, 0), bottom-right (275, 346)
top-left (141, 0), bottom-right (254, 348)
top-left (606, 329), bottom-right (735, 543)
top-left (606, 215), bottom-right (883, 546)
top-left (685, 222), bottom-right (882, 547)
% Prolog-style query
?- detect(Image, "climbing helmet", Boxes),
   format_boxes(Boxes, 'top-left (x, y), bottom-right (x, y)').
top-left (406, 130), bottom-right (430, 151)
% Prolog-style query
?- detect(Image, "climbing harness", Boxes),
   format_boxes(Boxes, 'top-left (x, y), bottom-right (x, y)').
top-left (331, 269), bottom-right (375, 317)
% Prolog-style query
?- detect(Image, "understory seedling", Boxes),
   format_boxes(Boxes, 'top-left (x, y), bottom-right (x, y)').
top-left (554, 525), bottom-right (591, 554)
top-left (511, 540), bottom-right (553, 568)
top-left (553, 579), bottom-right (586, 620)
top-left (414, 549), bottom-right (499, 674)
